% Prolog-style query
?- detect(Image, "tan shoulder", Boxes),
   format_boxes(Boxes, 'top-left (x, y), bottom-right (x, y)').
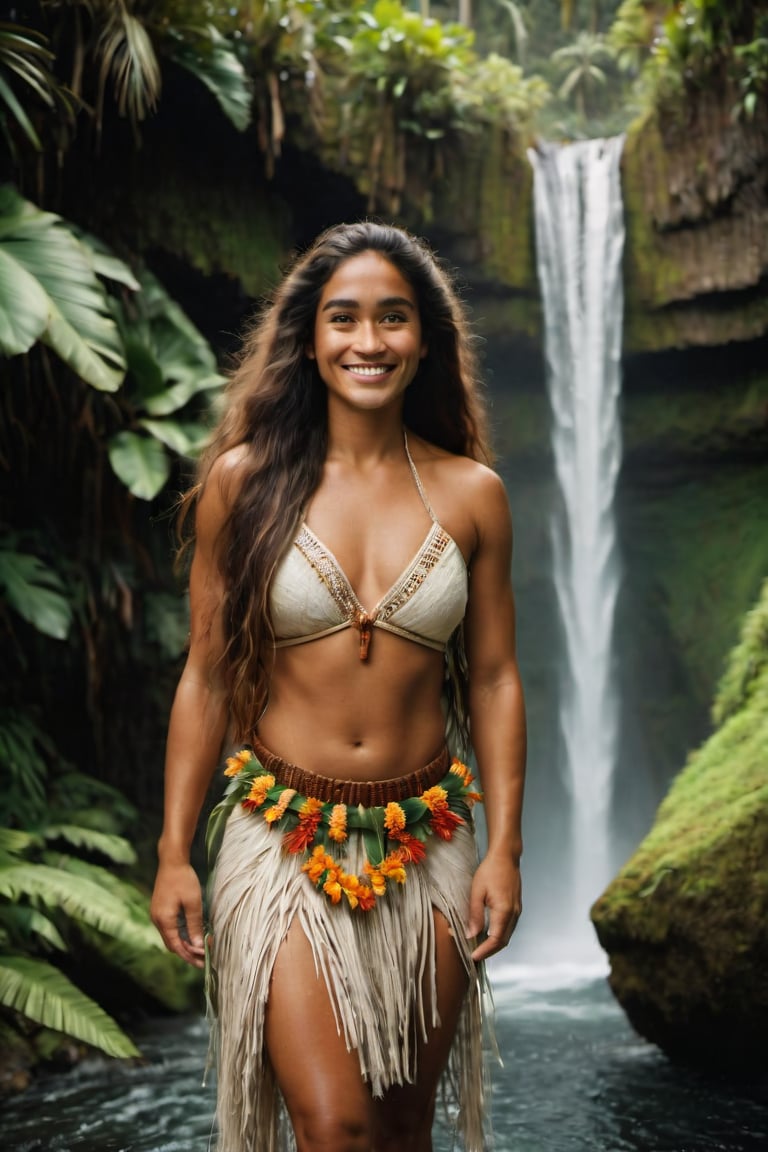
top-left (409, 434), bottom-right (508, 507)
top-left (203, 444), bottom-right (249, 504)
top-left (196, 444), bottom-right (250, 538)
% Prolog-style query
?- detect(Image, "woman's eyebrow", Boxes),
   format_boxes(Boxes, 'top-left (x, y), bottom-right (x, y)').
top-left (320, 295), bottom-right (417, 312)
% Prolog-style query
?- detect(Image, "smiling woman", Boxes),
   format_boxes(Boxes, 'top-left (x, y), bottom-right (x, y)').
top-left (150, 221), bottom-right (527, 1152)
top-left (307, 251), bottom-right (428, 413)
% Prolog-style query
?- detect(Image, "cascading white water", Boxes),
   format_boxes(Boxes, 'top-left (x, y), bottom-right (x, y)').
top-left (528, 136), bottom-right (626, 953)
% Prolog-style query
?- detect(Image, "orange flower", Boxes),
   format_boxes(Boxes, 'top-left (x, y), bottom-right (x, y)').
top-left (356, 884), bottom-right (377, 911)
top-left (429, 806), bottom-right (463, 841)
top-left (394, 831), bottom-right (426, 863)
top-left (450, 758), bottom-right (475, 787)
top-left (283, 796), bottom-right (324, 853)
top-left (338, 871), bottom-right (362, 909)
top-left (323, 874), bottom-right (343, 904)
top-left (264, 788), bottom-right (297, 823)
top-left (364, 861), bottom-right (387, 897)
top-left (328, 804), bottom-right (348, 843)
top-left (383, 801), bottom-right (406, 835)
top-left (225, 748), bottom-right (253, 776)
top-left (242, 773), bottom-right (276, 811)
top-left (380, 851), bottom-right (407, 886)
top-left (303, 844), bottom-right (332, 884)
top-left (421, 784), bottom-right (449, 812)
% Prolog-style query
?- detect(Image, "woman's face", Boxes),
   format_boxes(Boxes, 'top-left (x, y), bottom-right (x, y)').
top-left (307, 250), bottom-right (427, 415)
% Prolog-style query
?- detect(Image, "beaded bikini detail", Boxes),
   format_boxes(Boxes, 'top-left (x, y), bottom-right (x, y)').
top-left (270, 430), bottom-right (468, 659)
top-left (294, 521), bottom-right (456, 659)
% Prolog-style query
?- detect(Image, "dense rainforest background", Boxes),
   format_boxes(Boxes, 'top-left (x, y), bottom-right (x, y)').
top-left (1, 0), bottom-right (767, 1096)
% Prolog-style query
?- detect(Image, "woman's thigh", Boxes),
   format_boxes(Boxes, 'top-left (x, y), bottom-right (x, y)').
top-left (264, 910), bottom-right (469, 1152)
top-left (264, 920), bottom-right (375, 1152)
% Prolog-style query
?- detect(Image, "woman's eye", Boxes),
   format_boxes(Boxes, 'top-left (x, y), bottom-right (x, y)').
top-left (329, 313), bottom-right (354, 324)
top-left (382, 312), bottom-right (407, 324)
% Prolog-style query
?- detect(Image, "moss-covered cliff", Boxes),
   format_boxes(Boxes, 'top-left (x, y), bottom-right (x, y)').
top-left (621, 84), bottom-right (768, 352)
top-left (591, 580), bottom-right (768, 1068)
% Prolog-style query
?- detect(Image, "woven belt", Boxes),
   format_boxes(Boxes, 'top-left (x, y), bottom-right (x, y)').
top-left (249, 736), bottom-right (450, 806)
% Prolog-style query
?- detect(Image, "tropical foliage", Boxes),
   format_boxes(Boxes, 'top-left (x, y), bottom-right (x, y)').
top-left (552, 30), bottom-right (615, 119)
top-left (608, 0), bottom-right (768, 118)
top-left (0, 1), bottom-right (243, 1070)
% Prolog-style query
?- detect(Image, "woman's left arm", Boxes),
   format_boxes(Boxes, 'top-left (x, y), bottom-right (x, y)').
top-left (463, 468), bottom-right (527, 962)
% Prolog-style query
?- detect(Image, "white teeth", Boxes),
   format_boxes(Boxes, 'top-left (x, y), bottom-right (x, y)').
top-left (345, 365), bottom-right (390, 376)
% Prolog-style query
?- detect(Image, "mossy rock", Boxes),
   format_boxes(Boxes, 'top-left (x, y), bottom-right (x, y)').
top-left (621, 91), bottom-right (768, 352)
top-left (591, 581), bottom-right (768, 1068)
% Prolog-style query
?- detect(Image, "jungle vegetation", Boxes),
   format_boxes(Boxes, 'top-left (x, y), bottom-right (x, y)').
top-left (1, 0), bottom-right (765, 1083)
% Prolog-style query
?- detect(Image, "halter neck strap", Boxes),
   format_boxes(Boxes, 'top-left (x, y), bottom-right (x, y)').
top-left (403, 429), bottom-right (437, 523)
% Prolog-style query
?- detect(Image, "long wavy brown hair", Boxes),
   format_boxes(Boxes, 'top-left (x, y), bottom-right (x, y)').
top-left (184, 221), bottom-right (493, 747)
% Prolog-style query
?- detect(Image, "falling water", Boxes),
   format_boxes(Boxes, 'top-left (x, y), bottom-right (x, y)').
top-left (528, 137), bottom-right (626, 954)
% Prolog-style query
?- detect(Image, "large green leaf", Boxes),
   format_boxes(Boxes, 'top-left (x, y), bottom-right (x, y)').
top-left (139, 417), bottom-right (209, 455)
top-left (0, 185), bottom-right (125, 391)
top-left (0, 955), bottom-right (140, 1058)
top-left (0, 864), bottom-right (164, 952)
top-left (164, 24), bottom-right (252, 131)
top-left (0, 549), bottom-right (72, 639)
top-left (142, 373), bottom-right (221, 416)
top-left (107, 430), bottom-right (170, 500)
top-left (0, 245), bottom-right (49, 353)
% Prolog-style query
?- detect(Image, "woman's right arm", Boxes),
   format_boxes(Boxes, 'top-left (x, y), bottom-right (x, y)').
top-left (150, 455), bottom-right (237, 968)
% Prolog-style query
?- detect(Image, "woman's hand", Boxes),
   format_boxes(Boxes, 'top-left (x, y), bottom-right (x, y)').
top-left (466, 851), bottom-right (522, 963)
top-left (150, 862), bottom-right (206, 968)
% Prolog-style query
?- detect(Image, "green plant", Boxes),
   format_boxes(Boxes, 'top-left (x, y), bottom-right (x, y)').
top-left (0, 20), bottom-right (75, 154)
top-left (0, 185), bottom-right (128, 393)
top-left (107, 267), bottom-right (223, 500)
top-left (552, 30), bottom-right (615, 118)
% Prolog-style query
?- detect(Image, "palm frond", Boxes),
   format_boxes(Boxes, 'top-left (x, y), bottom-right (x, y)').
top-left (0, 955), bottom-right (140, 1058)
top-left (95, 1), bottom-right (161, 128)
top-left (0, 22), bottom-right (75, 152)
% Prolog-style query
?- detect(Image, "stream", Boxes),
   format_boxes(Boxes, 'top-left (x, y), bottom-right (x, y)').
top-left (4, 965), bottom-right (767, 1151)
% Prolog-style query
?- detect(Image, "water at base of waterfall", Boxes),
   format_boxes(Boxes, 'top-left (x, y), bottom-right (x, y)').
top-left (4, 972), bottom-right (767, 1151)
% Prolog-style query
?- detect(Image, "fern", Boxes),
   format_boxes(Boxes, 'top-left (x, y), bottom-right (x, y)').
top-left (0, 904), bottom-right (66, 951)
top-left (0, 956), bottom-right (140, 1058)
top-left (43, 823), bottom-right (137, 865)
top-left (0, 864), bottom-right (164, 951)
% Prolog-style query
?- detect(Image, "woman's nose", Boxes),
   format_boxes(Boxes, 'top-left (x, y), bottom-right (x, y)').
top-left (353, 322), bottom-right (385, 354)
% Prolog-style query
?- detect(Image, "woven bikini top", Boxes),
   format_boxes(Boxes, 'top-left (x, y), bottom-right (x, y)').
top-left (270, 432), bottom-right (468, 660)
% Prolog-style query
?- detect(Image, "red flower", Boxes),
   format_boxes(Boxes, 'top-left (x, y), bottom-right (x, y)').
top-left (393, 831), bottom-right (426, 863)
top-left (429, 807), bottom-right (464, 841)
top-left (283, 797), bottom-right (323, 854)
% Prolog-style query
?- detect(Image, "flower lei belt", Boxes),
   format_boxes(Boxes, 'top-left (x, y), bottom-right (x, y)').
top-left (207, 748), bottom-right (482, 912)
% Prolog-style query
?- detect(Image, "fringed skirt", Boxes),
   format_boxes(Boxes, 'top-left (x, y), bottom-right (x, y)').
top-left (207, 740), bottom-right (491, 1152)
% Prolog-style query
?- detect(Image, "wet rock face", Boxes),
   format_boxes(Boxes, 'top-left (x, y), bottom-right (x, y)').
top-left (590, 582), bottom-right (768, 1070)
top-left (622, 84), bottom-right (768, 352)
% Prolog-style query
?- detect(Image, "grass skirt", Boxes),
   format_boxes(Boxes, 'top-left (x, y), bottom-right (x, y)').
top-left (208, 782), bottom-right (491, 1151)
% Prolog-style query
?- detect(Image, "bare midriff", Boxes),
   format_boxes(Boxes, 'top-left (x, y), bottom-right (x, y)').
top-left (255, 628), bottom-right (449, 781)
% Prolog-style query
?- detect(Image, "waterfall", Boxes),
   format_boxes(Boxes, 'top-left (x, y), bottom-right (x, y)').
top-left (528, 137), bottom-right (626, 956)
